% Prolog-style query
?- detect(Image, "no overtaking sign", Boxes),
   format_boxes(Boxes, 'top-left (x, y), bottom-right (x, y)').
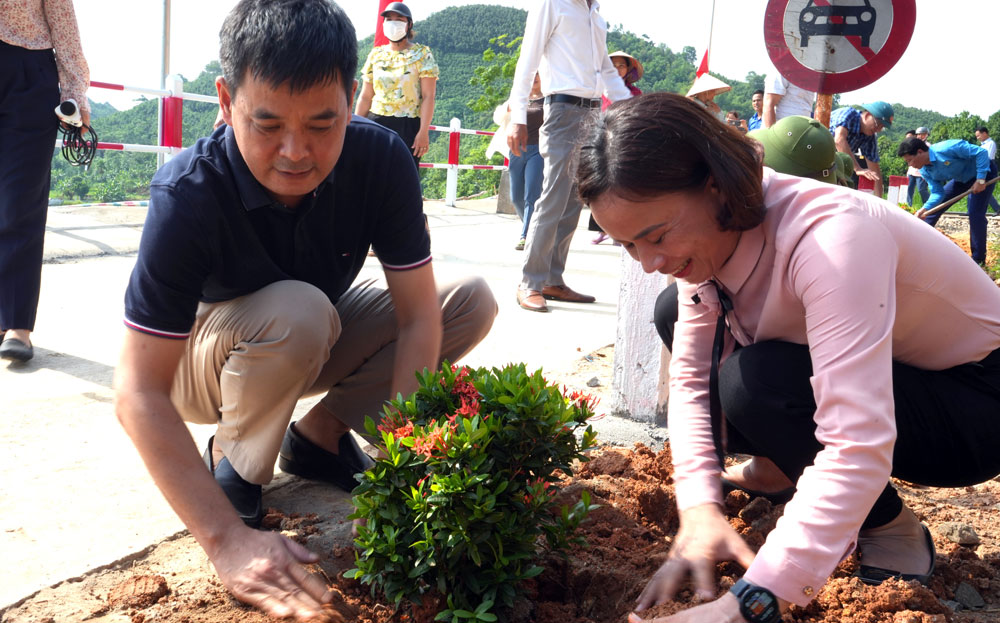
top-left (764, 0), bottom-right (915, 93)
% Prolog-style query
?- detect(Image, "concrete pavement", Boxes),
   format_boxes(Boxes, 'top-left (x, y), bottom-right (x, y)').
top-left (0, 198), bottom-right (662, 610)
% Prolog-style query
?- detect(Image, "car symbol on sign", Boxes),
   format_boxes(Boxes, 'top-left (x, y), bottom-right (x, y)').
top-left (799, 0), bottom-right (876, 48)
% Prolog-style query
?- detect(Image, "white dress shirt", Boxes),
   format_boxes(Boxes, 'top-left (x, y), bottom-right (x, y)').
top-left (508, 0), bottom-right (631, 124)
top-left (982, 137), bottom-right (997, 160)
top-left (764, 73), bottom-right (815, 121)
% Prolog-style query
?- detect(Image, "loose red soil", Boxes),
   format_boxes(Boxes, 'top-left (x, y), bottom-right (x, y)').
top-left (91, 445), bottom-right (998, 623)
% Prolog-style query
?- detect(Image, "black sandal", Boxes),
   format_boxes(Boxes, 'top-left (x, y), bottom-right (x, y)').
top-left (854, 523), bottom-right (936, 586)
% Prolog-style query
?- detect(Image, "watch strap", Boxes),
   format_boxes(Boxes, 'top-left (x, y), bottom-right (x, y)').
top-left (730, 578), bottom-right (782, 623)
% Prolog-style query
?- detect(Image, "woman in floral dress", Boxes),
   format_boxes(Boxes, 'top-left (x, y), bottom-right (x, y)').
top-left (355, 1), bottom-right (439, 172)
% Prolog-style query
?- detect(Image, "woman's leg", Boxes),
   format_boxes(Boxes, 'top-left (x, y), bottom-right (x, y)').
top-left (521, 144), bottom-right (543, 240)
top-left (719, 342), bottom-right (1000, 524)
top-left (0, 46), bottom-right (60, 341)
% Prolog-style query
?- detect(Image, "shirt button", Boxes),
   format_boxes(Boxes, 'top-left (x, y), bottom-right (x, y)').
top-left (802, 586), bottom-right (814, 596)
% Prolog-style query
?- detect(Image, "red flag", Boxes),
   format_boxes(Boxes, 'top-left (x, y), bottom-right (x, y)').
top-left (374, 0), bottom-right (394, 47)
top-left (696, 50), bottom-right (709, 77)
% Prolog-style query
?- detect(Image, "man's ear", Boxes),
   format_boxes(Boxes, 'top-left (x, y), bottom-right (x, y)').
top-left (216, 76), bottom-right (234, 127)
top-left (348, 79), bottom-right (358, 118)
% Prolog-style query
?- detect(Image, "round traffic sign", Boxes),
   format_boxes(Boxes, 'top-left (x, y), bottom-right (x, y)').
top-left (764, 0), bottom-right (915, 93)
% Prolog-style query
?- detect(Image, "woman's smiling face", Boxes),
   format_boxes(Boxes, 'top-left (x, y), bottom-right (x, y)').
top-left (588, 183), bottom-right (742, 284)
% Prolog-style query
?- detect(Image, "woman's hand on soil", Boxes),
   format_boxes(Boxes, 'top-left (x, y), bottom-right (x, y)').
top-left (634, 503), bottom-right (755, 611)
top-left (211, 526), bottom-right (335, 621)
top-left (629, 591), bottom-right (747, 622)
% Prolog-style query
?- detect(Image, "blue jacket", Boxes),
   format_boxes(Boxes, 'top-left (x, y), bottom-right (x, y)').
top-left (920, 139), bottom-right (991, 212)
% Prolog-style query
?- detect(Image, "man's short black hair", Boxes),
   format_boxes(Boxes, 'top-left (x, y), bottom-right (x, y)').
top-left (752, 89), bottom-right (764, 97)
top-left (897, 136), bottom-right (929, 157)
top-left (220, 0), bottom-right (357, 98)
top-left (976, 126), bottom-right (990, 135)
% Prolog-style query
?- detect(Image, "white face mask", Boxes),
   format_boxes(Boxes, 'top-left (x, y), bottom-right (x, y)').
top-left (382, 19), bottom-right (408, 42)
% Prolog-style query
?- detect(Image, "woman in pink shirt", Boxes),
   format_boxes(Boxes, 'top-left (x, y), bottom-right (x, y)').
top-left (576, 93), bottom-right (1000, 623)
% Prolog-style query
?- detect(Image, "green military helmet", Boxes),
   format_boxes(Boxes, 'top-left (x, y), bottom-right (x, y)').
top-left (835, 151), bottom-right (855, 187)
top-left (747, 115), bottom-right (837, 184)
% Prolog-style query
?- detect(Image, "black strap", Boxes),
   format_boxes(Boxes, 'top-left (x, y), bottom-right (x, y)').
top-left (708, 280), bottom-right (733, 471)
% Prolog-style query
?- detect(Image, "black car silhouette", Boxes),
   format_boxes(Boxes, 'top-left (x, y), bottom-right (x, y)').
top-left (799, 0), bottom-right (876, 48)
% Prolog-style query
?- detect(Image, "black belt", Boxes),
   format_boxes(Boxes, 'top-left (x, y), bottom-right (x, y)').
top-left (545, 94), bottom-right (601, 108)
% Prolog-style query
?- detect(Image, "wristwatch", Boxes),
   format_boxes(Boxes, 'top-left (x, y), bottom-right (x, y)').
top-left (976, 179), bottom-right (986, 185)
top-left (730, 578), bottom-right (782, 623)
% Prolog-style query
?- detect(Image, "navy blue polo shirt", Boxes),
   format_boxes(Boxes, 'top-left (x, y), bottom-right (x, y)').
top-left (124, 117), bottom-right (430, 339)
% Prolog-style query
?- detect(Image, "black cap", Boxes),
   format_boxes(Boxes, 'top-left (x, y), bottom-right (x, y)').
top-left (380, 2), bottom-right (411, 20)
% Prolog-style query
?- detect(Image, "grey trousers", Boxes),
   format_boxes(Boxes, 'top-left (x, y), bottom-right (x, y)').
top-left (170, 275), bottom-right (497, 483)
top-left (520, 102), bottom-right (594, 291)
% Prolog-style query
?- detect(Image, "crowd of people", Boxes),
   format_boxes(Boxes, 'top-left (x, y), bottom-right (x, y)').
top-left (3, 1), bottom-right (1000, 623)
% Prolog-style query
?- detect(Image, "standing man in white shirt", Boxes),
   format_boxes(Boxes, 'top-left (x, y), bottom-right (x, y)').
top-left (507, 0), bottom-right (632, 313)
top-left (762, 72), bottom-right (815, 128)
top-left (976, 126), bottom-right (1000, 213)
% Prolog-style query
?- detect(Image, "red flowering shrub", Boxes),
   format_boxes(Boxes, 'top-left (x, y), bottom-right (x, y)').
top-left (348, 362), bottom-right (598, 622)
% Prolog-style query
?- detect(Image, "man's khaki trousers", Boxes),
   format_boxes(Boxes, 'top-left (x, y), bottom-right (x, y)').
top-left (170, 276), bottom-right (497, 483)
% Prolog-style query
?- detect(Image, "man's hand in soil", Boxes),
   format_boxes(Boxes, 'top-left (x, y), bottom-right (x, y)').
top-left (210, 526), bottom-right (335, 621)
top-left (634, 503), bottom-right (755, 611)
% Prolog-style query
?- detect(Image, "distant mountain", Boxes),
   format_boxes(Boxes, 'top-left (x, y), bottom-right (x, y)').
top-left (49, 5), bottom-right (999, 203)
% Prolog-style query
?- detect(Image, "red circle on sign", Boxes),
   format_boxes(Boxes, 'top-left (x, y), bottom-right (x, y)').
top-left (763, 0), bottom-right (915, 93)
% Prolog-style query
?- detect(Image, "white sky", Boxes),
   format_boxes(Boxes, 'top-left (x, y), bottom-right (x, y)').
top-left (77, 1), bottom-right (997, 120)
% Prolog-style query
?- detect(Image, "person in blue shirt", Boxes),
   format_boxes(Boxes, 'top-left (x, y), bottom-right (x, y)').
top-left (898, 136), bottom-right (998, 265)
top-left (829, 102), bottom-right (893, 198)
top-left (112, 1), bottom-right (497, 619)
top-left (747, 90), bottom-right (763, 131)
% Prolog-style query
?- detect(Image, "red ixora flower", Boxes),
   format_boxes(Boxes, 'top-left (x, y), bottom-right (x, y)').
top-left (377, 409), bottom-right (414, 438)
top-left (412, 423), bottom-right (451, 458)
top-left (563, 386), bottom-right (600, 412)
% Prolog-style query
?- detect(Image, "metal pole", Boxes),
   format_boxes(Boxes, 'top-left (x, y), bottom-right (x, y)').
top-left (157, 0), bottom-right (171, 169)
top-left (707, 0), bottom-right (716, 68)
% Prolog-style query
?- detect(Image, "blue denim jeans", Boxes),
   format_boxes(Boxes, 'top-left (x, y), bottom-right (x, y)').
top-left (906, 175), bottom-right (928, 206)
top-left (507, 143), bottom-right (543, 240)
top-left (922, 161), bottom-right (999, 264)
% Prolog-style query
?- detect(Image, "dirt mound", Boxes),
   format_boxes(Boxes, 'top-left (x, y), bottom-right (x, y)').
top-left (107, 574), bottom-right (169, 610)
top-left (5, 445), bottom-right (998, 623)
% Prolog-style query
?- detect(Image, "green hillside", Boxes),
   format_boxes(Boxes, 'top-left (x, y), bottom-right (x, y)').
top-left (48, 4), bottom-right (1000, 203)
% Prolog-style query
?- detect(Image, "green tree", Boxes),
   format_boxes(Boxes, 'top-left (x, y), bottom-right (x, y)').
top-left (467, 34), bottom-right (522, 114)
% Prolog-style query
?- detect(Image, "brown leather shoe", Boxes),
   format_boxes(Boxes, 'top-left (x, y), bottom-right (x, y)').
top-left (517, 288), bottom-right (548, 312)
top-left (541, 284), bottom-right (596, 303)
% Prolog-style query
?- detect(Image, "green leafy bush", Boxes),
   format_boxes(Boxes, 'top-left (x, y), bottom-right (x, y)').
top-left (347, 362), bottom-right (599, 622)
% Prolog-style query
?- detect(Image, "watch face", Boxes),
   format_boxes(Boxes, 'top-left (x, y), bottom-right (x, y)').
top-left (743, 586), bottom-right (781, 622)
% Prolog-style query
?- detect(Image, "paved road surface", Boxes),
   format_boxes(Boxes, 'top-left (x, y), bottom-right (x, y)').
top-left (0, 198), bottom-right (660, 608)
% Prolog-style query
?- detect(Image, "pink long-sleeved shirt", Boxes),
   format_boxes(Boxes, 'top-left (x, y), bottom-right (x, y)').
top-left (669, 168), bottom-right (1000, 606)
top-left (0, 0), bottom-right (90, 112)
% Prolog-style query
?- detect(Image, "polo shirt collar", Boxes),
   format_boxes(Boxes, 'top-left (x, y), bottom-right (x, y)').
top-left (223, 125), bottom-right (334, 212)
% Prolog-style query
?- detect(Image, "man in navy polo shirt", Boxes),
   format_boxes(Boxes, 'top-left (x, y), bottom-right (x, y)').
top-left (113, 0), bottom-right (496, 619)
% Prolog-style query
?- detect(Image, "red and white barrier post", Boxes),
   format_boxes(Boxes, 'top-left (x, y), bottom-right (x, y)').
top-left (161, 75), bottom-right (185, 161)
top-left (445, 118), bottom-right (461, 207)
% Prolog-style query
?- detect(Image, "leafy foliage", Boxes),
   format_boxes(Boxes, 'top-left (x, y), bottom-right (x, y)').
top-left (48, 6), bottom-right (1000, 204)
top-left (347, 362), bottom-right (599, 621)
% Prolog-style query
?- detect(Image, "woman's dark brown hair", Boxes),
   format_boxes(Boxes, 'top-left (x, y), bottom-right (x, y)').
top-left (576, 92), bottom-right (765, 232)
